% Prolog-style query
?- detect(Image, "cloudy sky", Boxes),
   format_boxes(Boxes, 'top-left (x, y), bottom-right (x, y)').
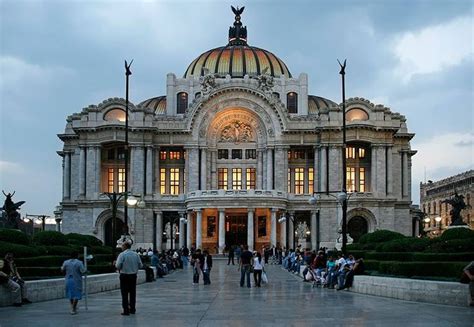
top-left (0, 0), bottom-right (473, 220)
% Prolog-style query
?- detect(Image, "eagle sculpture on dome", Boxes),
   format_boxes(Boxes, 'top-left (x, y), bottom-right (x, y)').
top-left (231, 6), bottom-right (245, 17)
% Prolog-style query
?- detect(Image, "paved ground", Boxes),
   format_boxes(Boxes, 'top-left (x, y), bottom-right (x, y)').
top-left (0, 260), bottom-right (473, 327)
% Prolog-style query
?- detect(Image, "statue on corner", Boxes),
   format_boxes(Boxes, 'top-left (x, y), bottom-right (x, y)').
top-left (0, 191), bottom-right (26, 229)
top-left (442, 191), bottom-right (469, 226)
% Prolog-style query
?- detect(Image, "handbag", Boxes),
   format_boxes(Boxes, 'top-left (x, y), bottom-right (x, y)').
top-left (262, 271), bottom-right (268, 284)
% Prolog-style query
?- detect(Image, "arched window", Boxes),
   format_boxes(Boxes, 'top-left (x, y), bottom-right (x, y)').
top-left (347, 216), bottom-right (368, 242)
top-left (346, 108), bottom-right (369, 121)
top-left (177, 92), bottom-right (188, 114)
top-left (287, 92), bottom-right (298, 113)
top-left (103, 108), bottom-right (126, 122)
top-left (272, 92), bottom-right (280, 99)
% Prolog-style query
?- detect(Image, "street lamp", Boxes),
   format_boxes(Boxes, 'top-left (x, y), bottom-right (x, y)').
top-left (123, 59), bottom-right (133, 238)
top-left (338, 58), bottom-right (348, 255)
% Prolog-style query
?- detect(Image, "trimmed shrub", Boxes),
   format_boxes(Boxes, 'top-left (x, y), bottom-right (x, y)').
top-left (0, 229), bottom-right (30, 245)
top-left (412, 252), bottom-right (474, 262)
top-left (43, 245), bottom-right (80, 255)
top-left (15, 255), bottom-right (68, 267)
top-left (346, 250), bottom-right (366, 259)
top-left (359, 230), bottom-right (405, 244)
top-left (363, 259), bottom-right (380, 271)
top-left (425, 238), bottom-right (474, 253)
top-left (66, 233), bottom-right (103, 247)
top-left (439, 228), bottom-right (474, 241)
top-left (90, 246), bottom-right (113, 254)
top-left (32, 231), bottom-right (68, 246)
top-left (365, 252), bottom-right (414, 261)
top-left (377, 261), bottom-right (468, 279)
top-left (0, 241), bottom-right (46, 258)
top-left (18, 267), bottom-right (62, 278)
top-left (375, 237), bottom-right (431, 253)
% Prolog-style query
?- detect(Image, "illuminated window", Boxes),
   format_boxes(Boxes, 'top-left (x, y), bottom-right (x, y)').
top-left (160, 151), bottom-right (167, 160)
top-left (287, 92), bottom-right (298, 113)
top-left (104, 108), bottom-right (126, 122)
top-left (346, 108), bottom-right (369, 121)
top-left (232, 168), bottom-right (242, 189)
top-left (218, 168), bottom-right (228, 190)
top-left (232, 149), bottom-right (242, 159)
top-left (160, 168), bottom-right (166, 194)
top-left (347, 167), bottom-right (356, 192)
top-left (169, 151), bottom-right (181, 160)
top-left (288, 168), bottom-right (291, 193)
top-left (358, 148), bottom-right (365, 158)
top-left (245, 149), bottom-right (256, 159)
top-left (107, 168), bottom-right (124, 193)
top-left (294, 168), bottom-right (304, 194)
top-left (246, 168), bottom-right (256, 190)
top-left (108, 168), bottom-right (114, 192)
top-left (359, 168), bottom-right (365, 192)
top-left (170, 168), bottom-right (180, 195)
top-left (346, 147), bottom-right (356, 159)
top-left (308, 168), bottom-right (314, 194)
top-left (218, 149), bottom-right (228, 159)
top-left (287, 151), bottom-right (292, 160)
top-left (177, 92), bottom-right (188, 114)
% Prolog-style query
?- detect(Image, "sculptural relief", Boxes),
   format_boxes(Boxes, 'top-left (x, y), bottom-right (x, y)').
top-left (219, 121), bottom-right (253, 143)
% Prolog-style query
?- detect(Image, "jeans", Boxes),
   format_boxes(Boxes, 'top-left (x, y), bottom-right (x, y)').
top-left (203, 269), bottom-right (211, 285)
top-left (253, 269), bottom-right (262, 287)
top-left (240, 265), bottom-right (251, 287)
top-left (181, 256), bottom-right (189, 268)
top-left (193, 268), bottom-right (200, 284)
top-left (337, 270), bottom-right (347, 289)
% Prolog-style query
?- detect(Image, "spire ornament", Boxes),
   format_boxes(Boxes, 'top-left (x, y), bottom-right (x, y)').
top-left (228, 6), bottom-right (247, 45)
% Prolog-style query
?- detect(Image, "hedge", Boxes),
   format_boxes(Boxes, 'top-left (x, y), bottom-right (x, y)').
top-left (66, 233), bottom-right (103, 247)
top-left (32, 231), bottom-right (68, 246)
top-left (90, 246), bottom-right (113, 254)
top-left (377, 261), bottom-right (468, 279)
top-left (412, 252), bottom-right (474, 262)
top-left (425, 239), bottom-right (474, 253)
top-left (440, 228), bottom-right (474, 241)
top-left (43, 245), bottom-right (81, 255)
top-left (375, 237), bottom-right (431, 253)
top-left (0, 229), bottom-right (30, 245)
top-left (15, 255), bottom-right (68, 267)
top-left (18, 265), bottom-right (115, 278)
top-left (359, 230), bottom-right (405, 244)
top-left (365, 252), bottom-right (414, 261)
top-left (0, 241), bottom-right (46, 258)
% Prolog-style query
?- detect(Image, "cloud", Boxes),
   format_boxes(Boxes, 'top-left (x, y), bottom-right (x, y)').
top-left (0, 160), bottom-right (23, 174)
top-left (392, 15), bottom-right (473, 82)
top-left (412, 131), bottom-right (474, 191)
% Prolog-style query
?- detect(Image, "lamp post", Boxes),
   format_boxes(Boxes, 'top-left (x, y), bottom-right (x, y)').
top-left (338, 59), bottom-right (348, 255)
top-left (123, 60), bottom-right (133, 238)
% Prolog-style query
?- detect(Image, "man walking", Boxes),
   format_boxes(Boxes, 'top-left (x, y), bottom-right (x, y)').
top-left (115, 241), bottom-right (143, 316)
top-left (239, 245), bottom-right (253, 288)
top-left (227, 245), bottom-right (235, 265)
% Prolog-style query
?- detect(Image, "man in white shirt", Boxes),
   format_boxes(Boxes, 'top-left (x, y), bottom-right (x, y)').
top-left (115, 241), bottom-right (143, 315)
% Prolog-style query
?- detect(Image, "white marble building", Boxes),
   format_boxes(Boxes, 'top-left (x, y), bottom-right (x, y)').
top-left (57, 9), bottom-right (417, 252)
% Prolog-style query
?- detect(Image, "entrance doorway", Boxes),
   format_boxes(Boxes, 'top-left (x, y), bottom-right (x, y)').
top-left (104, 217), bottom-right (125, 247)
top-left (347, 216), bottom-right (368, 243)
top-left (225, 215), bottom-right (247, 247)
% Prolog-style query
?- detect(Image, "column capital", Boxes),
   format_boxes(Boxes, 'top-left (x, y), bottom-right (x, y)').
top-left (154, 210), bottom-right (163, 215)
top-left (271, 208), bottom-right (280, 213)
top-left (217, 208), bottom-right (226, 213)
top-left (247, 208), bottom-right (255, 213)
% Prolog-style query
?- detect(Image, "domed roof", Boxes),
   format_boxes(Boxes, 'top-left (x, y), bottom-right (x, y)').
top-left (139, 96), bottom-right (166, 115)
top-left (308, 95), bottom-right (337, 114)
top-left (184, 6), bottom-right (291, 79)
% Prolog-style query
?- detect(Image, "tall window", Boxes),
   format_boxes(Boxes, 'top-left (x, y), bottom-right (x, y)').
top-left (245, 149), bottom-right (256, 159)
top-left (287, 92), bottom-right (298, 113)
top-left (232, 149), bottom-right (242, 159)
top-left (177, 92), bottom-right (188, 114)
top-left (101, 145), bottom-right (126, 193)
top-left (346, 144), bottom-right (370, 192)
top-left (246, 168), bottom-right (256, 190)
top-left (160, 168), bottom-right (166, 194)
top-left (169, 151), bottom-right (181, 160)
top-left (218, 149), bottom-right (229, 159)
top-left (294, 168), bottom-right (304, 194)
top-left (107, 168), bottom-right (125, 193)
top-left (170, 168), bottom-right (180, 195)
top-left (218, 168), bottom-right (228, 190)
top-left (232, 168), bottom-right (242, 189)
top-left (258, 216), bottom-right (267, 236)
top-left (308, 167), bottom-right (314, 194)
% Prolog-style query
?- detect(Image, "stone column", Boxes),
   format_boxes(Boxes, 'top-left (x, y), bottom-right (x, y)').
top-left (270, 208), bottom-right (277, 247)
top-left (146, 146), bottom-right (153, 195)
top-left (376, 146), bottom-right (386, 196)
top-left (314, 146), bottom-right (319, 193)
top-left (274, 147), bottom-right (287, 191)
top-left (186, 211), bottom-right (193, 248)
top-left (178, 212), bottom-right (185, 248)
top-left (186, 147), bottom-right (199, 192)
top-left (200, 148), bottom-right (207, 190)
top-left (131, 146), bottom-right (145, 194)
top-left (78, 146), bottom-right (86, 197)
top-left (280, 215), bottom-right (287, 249)
top-left (257, 149), bottom-right (264, 189)
top-left (247, 209), bottom-right (254, 250)
top-left (63, 152), bottom-right (71, 199)
top-left (218, 209), bottom-right (225, 254)
top-left (386, 146), bottom-right (393, 195)
top-left (288, 212), bottom-right (295, 250)
top-left (95, 146), bottom-right (101, 195)
top-left (311, 210), bottom-right (317, 250)
top-left (266, 148), bottom-right (273, 190)
top-left (402, 151), bottom-right (409, 198)
top-left (156, 211), bottom-right (163, 251)
top-left (371, 146), bottom-right (377, 195)
top-left (86, 146), bottom-right (99, 198)
top-left (320, 146), bottom-right (327, 193)
top-left (210, 149), bottom-right (217, 189)
top-left (328, 146), bottom-right (341, 192)
top-left (156, 147), bottom-right (161, 194)
top-left (196, 209), bottom-right (202, 249)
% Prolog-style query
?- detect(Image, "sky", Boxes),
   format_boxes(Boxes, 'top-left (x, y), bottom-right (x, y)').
top-left (0, 0), bottom-right (473, 221)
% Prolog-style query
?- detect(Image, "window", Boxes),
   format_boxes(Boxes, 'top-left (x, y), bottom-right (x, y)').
top-left (347, 167), bottom-right (356, 192)
top-left (232, 149), bottom-right (242, 159)
top-left (287, 92), bottom-right (298, 113)
top-left (359, 168), bottom-right (365, 192)
top-left (358, 148), bottom-right (365, 158)
top-left (293, 150), bottom-right (305, 159)
top-left (170, 168), bottom-right (180, 195)
top-left (218, 168), bottom-right (228, 190)
top-left (107, 147), bottom-right (125, 160)
top-left (169, 151), bottom-right (181, 160)
top-left (160, 151), bottom-right (167, 160)
top-left (346, 108), bottom-right (369, 121)
top-left (207, 216), bottom-right (216, 237)
top-left (160, 168), bottom-right (166, 194)
top-left (272, 92), bottom-right (280, 99)
top-left (288, 168), bottom-right (291, 193)
top-left (246, 168), bottom-right (256, 189)
top-left (346, 144), bottom-right (370, 192)
top-left (294, 168), bottom-right (304, 194)
top-left (258, 216), bottom-right (267, 237)
top-left (107, 168), bottom-right (125, 193)
top-left (245, 149), bottom-right (256, 159)
top-left (218, 149), bottom-right (229, 159)
top-left (308, 168), bottom-right (314, 194)
top-left (104, 108), bottom-right (126, 122)
top-left (346, 147), bottom-right (356, 159)
top-left (177, 92), bottom-right (188, 114)
top-left (232, 168), bottom-right (242, 189)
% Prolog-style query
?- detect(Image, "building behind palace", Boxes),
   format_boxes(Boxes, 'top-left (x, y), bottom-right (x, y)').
top-left (420, 170), bottom-right (474, 236)
top-left (56, 9), bottom-right (417, 252)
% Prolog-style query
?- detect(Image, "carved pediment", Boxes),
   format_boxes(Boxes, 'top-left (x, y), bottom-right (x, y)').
top-left (219, 121), bottom-right (254, 143)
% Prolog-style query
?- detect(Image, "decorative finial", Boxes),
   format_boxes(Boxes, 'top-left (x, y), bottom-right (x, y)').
top-left (228, 6), bottom-right (247, 45)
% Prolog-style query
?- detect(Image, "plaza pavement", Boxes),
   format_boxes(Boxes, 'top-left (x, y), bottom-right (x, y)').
top-left (0, 259), bottom-right (473, 327)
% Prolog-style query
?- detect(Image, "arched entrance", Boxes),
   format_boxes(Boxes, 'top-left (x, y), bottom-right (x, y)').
top-left (104, 217), bottom-right (125, 247)
top-left (347, 216), bottom-right (368, 243)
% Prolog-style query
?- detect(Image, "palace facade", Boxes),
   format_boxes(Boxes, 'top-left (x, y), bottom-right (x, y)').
top-left (57, 9), bottom-right (417, 252)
